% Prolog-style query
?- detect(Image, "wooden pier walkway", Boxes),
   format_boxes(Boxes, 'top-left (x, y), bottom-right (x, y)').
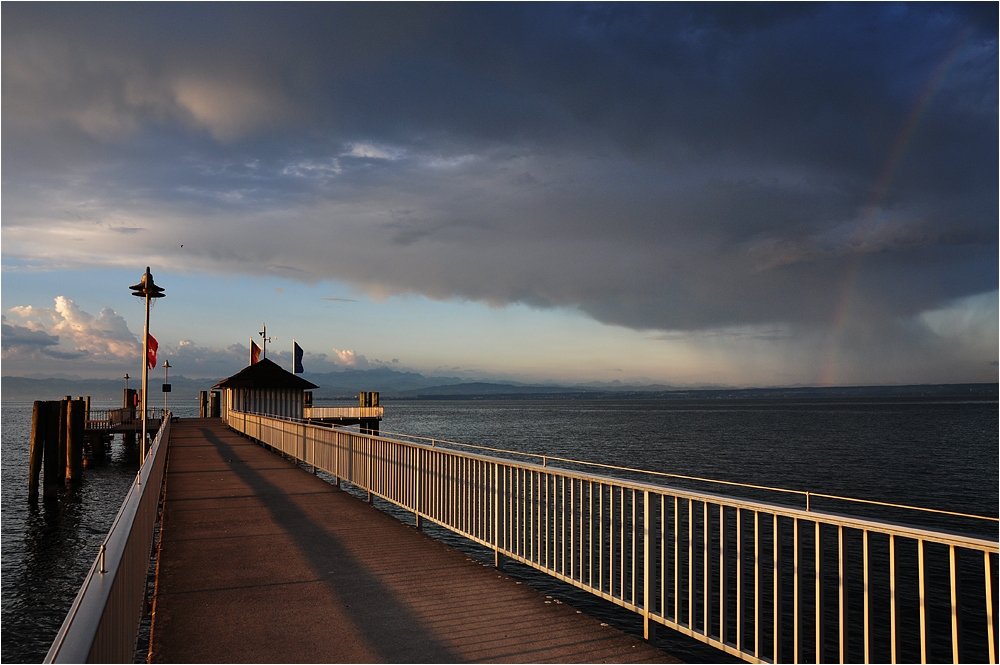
top-left (148, 419), bottom-right (679, 663)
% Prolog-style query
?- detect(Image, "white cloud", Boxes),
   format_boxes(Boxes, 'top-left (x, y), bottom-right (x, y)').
top-left (343, 142), bottom-right (405, 160)
top-left (919, 291), bottom-right (999, 349)
top-left (3, 297), bottom-right (140, 366)
top-left (282, 158), bottom-right (342, 178)
top-left (172, 77), bottom-right (290, 142)
top-left (421, 154), bottom-right (477, 170)
top-left (331, 347), bottom-right (369, 368)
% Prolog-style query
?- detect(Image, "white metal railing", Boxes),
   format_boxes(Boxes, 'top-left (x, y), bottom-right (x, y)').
top-left (303, 406), bottom-right (383, 420)
top-left (45, 413), bottom-right (171, 663)
top-left (227, 411), bottom-right (999, 664)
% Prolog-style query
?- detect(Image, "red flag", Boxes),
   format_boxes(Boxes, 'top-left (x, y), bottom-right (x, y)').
top-left (251, 340), bottom-right (261, 365)
top-left (147, 334), bottom-right (158, 369)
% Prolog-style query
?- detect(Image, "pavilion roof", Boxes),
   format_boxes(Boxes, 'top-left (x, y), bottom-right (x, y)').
top-left (213, 357), bottom-right (318, 390)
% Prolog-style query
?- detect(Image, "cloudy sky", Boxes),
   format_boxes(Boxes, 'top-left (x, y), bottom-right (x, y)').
top-left (2, 3), bottom-right (997, 386)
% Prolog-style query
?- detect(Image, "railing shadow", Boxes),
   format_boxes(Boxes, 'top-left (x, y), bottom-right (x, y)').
top-left (183, 425), bottom-right (461, 663)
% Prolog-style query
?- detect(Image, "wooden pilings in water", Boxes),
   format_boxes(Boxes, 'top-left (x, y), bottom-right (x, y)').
top-left (58, 398), bottom-right (69, 487)
top-left (28, 402), bottom-right (46, 502)
top-left (28, 397), bottom-right (88, 503)
top-left (67, 399), bottom-right (84, 485)
top-left (32, 401), bottom-right (62, 502)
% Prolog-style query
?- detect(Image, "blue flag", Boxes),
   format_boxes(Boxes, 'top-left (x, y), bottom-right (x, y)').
top-left (293, 341), bottom-right (304, 374)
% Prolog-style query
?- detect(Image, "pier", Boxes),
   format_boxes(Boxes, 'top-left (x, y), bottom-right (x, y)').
top-left (148, 418), bottom-right (674, 662)
top-left (45, 407), bottom-right (999, 664)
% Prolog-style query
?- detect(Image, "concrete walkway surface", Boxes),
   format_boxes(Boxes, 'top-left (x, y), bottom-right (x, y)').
top-left (148, 418), bottom-right (681, 663)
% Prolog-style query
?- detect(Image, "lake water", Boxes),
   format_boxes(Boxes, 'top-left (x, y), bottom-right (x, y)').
top-left (2, 397), bottom-right (997, 662)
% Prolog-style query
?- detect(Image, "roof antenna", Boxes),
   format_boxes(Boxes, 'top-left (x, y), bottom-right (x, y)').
top-left (259, 323), bottom-right (276, 359)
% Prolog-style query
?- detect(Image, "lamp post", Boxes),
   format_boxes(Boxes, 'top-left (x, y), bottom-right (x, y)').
top-left (163, 360), bottom-right (172, 412)
top-left (129, 267), bottom-right (165, 465)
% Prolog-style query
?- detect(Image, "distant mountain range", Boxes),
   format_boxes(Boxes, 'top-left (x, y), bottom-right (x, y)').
top-left (2, 368), bottom-right (996, 405)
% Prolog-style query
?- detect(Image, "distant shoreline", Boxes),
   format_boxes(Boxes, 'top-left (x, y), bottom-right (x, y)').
top-left (368, 383), bottom-right (999, 401)
top-left (2, 374), bottom-right (995, 403)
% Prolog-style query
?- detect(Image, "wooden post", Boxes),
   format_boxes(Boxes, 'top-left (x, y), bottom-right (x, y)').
top-left (29, 401), bottom-right (44, 503)
top-left (43, 401), bottom-right (61, 500)
top-left (57, 399), bottom-right (69, 487)
top-left (66, 399), bottom-right (84, 486)
top-left (89, 432), bottom-right (106, 463)
top-left (199, 391), bottom-right (208, 418)
top-left (359, 392), bottom-right (380, 434)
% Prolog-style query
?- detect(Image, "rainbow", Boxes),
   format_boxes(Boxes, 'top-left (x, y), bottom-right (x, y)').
top-left (817, 26), bottom-right (974, 386)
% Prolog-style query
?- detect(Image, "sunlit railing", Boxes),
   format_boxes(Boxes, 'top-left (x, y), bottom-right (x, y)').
top-left (44, 414), bottom-right (171, 663)
top-left (303, 406), bottom-right (383, 420)
top-left (228, 411), bottom-right (998, 664)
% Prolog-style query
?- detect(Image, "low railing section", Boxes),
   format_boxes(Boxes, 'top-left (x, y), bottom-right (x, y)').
top-left (303, 406), bottom-right (383, 420)
top-left (45, 413), bottom-right (172, 663)
top-left (86, 407), bottom-right (165, 430)
top-left (227, 411), bottom-right (998, 664)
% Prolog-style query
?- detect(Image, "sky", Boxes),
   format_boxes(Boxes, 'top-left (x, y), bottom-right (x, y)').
top-left (2, 3), bottom-right (997, 387)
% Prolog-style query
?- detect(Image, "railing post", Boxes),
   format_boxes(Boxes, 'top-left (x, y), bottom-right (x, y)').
top-left (794, 517), bottom-right (800, 663)
top-left (816, 520), bottom-right (823, 664)
top-left (364, 435), bottom-right (371, 502)
top-left (774, 514), bottom-right (782, 663)
top-left (863, 529), bottom-right (870, 664)
top-left (985, 551), bottom-right (996, 665)
top-left (494, 462), bottom-right (504, 569)
top-left (644, 489), bottom-right (656, 641)
top-left (415, 446), bottom-right (423, 529)
top-left (950, 545), bottom-right (959, 664)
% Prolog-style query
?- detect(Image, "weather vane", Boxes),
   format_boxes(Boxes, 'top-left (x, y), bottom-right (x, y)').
top-left (259, 323), bottom-right (276, 359)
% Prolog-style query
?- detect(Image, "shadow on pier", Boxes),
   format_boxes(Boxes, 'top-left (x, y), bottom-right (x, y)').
top-left (149, 418), bottom-right (678, 663)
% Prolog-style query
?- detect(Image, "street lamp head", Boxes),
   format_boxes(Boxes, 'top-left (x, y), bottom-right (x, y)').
top-left (129, 267), bottom-right (165, 298)
top-left (163, 360), bottom-right (172, 369)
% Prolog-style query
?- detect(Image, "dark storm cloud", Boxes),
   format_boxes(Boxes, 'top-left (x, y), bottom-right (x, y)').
top-left (2, 317), bottom-right (60, 350)
top-left (0, 317), bottom-right (88, 360)
top-left (2, 3), bottom-right (996, 335)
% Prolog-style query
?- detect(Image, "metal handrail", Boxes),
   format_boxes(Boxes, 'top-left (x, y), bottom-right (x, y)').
top-left (86, 407), bottom-right (165, 429)
top-left (264, 416), bottom-right (997, 525)
top-left (228, 410), bottom-right (998, 664)
top-left (44, 413), bottom-right (172, 663)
